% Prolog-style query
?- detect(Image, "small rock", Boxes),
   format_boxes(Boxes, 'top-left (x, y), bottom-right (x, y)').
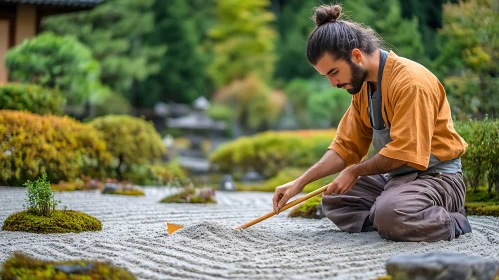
top-left (219, 174), bottom-right (236, 191)
top-left (103, 183), bottom-right (118, 193)
top-left (386, 252), bottom-right (499, 280)
top-left (54, 263), bottom-right (95, 274)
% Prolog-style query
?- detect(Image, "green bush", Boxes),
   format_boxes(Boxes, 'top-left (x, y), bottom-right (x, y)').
top-left (0, 83), bottom-right (65, 115)
top-left (89, 115), bottom-right (166, 179)
top-left (0, 110), bottom-right (113, 185)
top-left (210, 130), bottom-right (335, 178)
top-left (464, 203), bottom-right (499, 216)
top-left (0, 252), bottom-right (135, 279)
top-left (123, 161), bottom-right (187, 186)
top-left (5, 32), bottom-right (108, 106)
top-left (455, 119), bottom-right (499, 198)
top-left (91, 92), bottom-right (131, 117)
top-left (23, 173), bottom-right (60, 216)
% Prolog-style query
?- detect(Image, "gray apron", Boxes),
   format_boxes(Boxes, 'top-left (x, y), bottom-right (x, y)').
top-left (368, 50), bottom-right (462, 177)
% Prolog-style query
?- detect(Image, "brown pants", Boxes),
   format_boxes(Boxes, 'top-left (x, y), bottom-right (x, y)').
top-left (321, 172), bottom-right (472, 242)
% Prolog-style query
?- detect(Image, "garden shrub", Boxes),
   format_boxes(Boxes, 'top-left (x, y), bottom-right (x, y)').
top-left (455, 119), bottom-right (499, 198)
top-left (0, 83), bottom-right (65, 115)
top-left (464, 203), bottom-right (499, 217)
top-left (89, 115), bottom-right (166, 179)
top-left (122, 161), bottom-right (187, 186)
top-left (5, 32), bottom-right (108, 106)
top-left (160, 187), bottom-right (216, 204)
top-left (210, 129), bottom-right (335, 178)
top-left (91, 92), bottom-right (131, 117)
top-left (0, 110), bottom-right (112, 185)
top-left (0, 252), bottom-right (135, 280)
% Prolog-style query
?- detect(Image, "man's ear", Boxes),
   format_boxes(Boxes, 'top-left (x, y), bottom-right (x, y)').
top-left (351, 48), bottom-right (363, 64)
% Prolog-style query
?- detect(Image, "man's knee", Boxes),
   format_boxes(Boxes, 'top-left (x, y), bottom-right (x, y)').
top-left (372, 195), bottom-right (414, 241)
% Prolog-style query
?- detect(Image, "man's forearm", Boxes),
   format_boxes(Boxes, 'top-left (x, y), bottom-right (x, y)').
top-left (350, 153), bottom-right (406, 177)
top-left (295, 150), bottom-right (346, 190)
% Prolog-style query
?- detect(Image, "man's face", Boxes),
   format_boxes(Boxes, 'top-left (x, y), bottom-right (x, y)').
top-left (313, 52), bottom-right (367, 95)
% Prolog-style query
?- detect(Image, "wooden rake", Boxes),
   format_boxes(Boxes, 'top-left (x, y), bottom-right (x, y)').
top-left (167, 185), bottom-right (328, 234)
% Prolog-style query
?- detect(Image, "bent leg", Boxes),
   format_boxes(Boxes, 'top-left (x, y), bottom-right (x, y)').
top-left (371, 173), bottom-right (471, 242)
top-left (321, 174), bottom-right (387, 233)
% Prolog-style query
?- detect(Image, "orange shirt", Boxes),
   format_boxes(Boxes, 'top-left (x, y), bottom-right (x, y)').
top-left (329, 51), bottom-right (467, 171)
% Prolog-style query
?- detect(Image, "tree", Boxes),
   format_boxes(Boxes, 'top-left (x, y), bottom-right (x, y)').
top-left (343, 0), bottom-right (426, 63)
top-left (137, 0), bottom-right (216, 106)
top-left (213, 75), bottom-right (285, 135)
top-left (271, 0), bottom-right (426, 83)
top-left (207, 0), bottom-right (277, 87)
top-left (42, 0), bottom-right (166, 106)
top-left (434, 0), bottom-right (499, 118)
top-left (272, 0), bottom-right (318, 82)
top-left (399, 0), bottom-right (446, 60)
top-left (5, 33), bottom-right (108, 107)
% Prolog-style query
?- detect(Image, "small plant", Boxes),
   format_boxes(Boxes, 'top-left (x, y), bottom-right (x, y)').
top-left (23, 173), bottom-right (60, 216)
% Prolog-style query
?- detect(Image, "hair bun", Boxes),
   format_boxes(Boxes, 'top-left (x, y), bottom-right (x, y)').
top-left (313, 4), bottom-right (342, 26)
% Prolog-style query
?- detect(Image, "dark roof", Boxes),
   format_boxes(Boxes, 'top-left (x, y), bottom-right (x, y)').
top-left (0, 0), bottom-right (102, 7)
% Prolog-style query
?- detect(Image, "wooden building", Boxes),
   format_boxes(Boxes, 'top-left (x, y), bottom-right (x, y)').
top-left (0, 0), bottom-right (102, 83)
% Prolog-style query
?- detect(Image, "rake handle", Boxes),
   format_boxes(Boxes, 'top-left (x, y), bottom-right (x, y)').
top-left (234, 185), bottom-right (328, 230)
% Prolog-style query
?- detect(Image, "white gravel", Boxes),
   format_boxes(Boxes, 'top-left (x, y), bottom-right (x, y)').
top-left (1, 186), bottom-right (498, 280)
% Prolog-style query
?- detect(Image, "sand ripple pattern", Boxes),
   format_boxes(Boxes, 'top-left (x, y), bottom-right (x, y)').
top-left (1, 186), bottom-right (498, 279)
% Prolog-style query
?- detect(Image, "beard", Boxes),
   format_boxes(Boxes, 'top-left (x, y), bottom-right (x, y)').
top-left (339, 60), bottom-right (368, 95)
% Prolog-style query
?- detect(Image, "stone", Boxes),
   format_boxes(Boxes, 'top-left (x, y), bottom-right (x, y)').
top-left (54, 263), bottom-right (95, 274)
top-left (102, 183), bottom-right (118, 193)
top-left (219, 174), bottom-right (236, 191)
top-left (386, 252), bottom-right (499, 280)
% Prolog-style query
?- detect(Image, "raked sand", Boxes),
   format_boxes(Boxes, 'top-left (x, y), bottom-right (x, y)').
top-left (1, 186), bottom-right (498, 279)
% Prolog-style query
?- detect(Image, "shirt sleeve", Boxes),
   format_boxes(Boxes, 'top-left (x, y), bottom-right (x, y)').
top-left (379, 84), bottom-right (438, 170)
top-left (328, 100), bottom-right (373, 167)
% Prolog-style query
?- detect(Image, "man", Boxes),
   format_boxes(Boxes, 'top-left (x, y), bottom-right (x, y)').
top-left (272, 4), bottom-right (471, 242)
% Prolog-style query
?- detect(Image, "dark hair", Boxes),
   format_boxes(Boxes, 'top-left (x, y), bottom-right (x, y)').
top-left (306, 4), bottom-right (383, 65)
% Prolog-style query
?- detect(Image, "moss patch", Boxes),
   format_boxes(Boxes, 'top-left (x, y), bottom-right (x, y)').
top-left (2, 210), bottom-right (102, 234)
top-left (289, 195), bottom-right (323, 219)
top-left (464, 202), bottom-right (499, 216)
top-left (104, 189), bottom-right (145, 196)
top-left (0, 252), bottom-right (135, 280)
top-left (161, 187), bottom-right (216, 204)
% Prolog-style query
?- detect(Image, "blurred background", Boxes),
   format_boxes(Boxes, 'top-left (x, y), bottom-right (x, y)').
top-left (0, 0), bottom-right (498, 201)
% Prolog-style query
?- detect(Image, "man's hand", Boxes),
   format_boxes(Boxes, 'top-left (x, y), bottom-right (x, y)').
top-left (324, 166), bottom-right (359, 195)
top-left (272, 180), bottom-right (303, 215)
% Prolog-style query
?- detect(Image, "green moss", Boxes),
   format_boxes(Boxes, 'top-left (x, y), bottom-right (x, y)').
top-left (0, 252), bottom-right (135, 280)
top-left (2, 210), bottom-right (102, 234)
top-left (160, 187), bottom-right (216, 204)
top-left (465, 202), bottom-right (499, 216)
top-left (289, 195), bottom-right (322, 219)
top-left (104, 189), bottom-right (145, 196)
top-left (374, 276), bottom-right (392, 280)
